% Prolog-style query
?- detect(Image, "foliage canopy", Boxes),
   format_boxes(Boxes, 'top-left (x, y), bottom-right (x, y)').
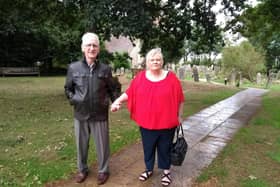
top-left (221, 41), bottom-right (265, 81)
top-left (237, 0), bottom-right (280, 71)
top-left (0, 0), bottom-right (248, 70)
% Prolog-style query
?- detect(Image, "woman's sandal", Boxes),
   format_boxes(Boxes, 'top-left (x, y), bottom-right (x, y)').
top-left (161, 172), bottom-right (171, 186)
top-left (139, 170), bottom-right (153, 181)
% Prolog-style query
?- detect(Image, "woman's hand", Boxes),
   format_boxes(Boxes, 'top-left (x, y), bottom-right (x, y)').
top-left (111, 101), bottom-right (121, 112)
top-left (110, 93), bottom-right (128, 112)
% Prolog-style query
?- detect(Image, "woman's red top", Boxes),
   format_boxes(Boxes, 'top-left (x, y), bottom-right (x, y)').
top-left (125, 70), bottom-right (185, 130)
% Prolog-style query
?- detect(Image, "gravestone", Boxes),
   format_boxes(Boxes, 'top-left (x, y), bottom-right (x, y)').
top-left (265, 70), bottom-right (277, 88)
top-left (205, 67), bottom-right (213, 83)
top-left (200, 65), bottom-right (207, 74)
top-left (229, 71), bottom-right (236, 86)
top-left (276, 71), bottom-right (280, 80)
top-left (236, 71), bottom-right (241, 87)
top-left (205, 70), bottom-right (211, 83)
top-left (178, 67), bottom-right (186, 80)
top-left (120, 67), bottom-right (125, 75)
top-left (192, 66), bottom-right (199, 82)
top-left (214, 66), bottom-right (220, 76)
top-left (256, 72), bottom-right (262, 84)
top-left (116, 68), bottom-right (121, 76)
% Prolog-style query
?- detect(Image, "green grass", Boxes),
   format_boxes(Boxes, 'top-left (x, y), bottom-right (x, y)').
top-left (0, 76), bottom-right (239, 186)
top-left (212, 75), bottom-right (280, 91)
top-left (195, 87), bottom-right (280, 187)
top-left (241, 179), bottom-right (272, 187)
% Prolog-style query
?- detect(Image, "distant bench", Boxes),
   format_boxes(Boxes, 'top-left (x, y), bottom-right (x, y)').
top-left (1, 67), bottom-right (40, 77)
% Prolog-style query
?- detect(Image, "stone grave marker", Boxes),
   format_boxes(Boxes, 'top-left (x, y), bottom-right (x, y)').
top-left (120, 67), bottom-right (125, 75)
top-left (116, 68), bottom-right (121, 76)
top-left (229, 71), bottom-right (236, 86)
top-left (256, 72), bottom-right (262, 84)
top-left (178, 66), bottom-right (186, 80)
top-left (192, 66), bottom-right (199, 82)
top-left (276, 71), bottom-right (280, 80)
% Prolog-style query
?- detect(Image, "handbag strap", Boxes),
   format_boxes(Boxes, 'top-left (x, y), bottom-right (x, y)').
top-left (176, 123), bottom-right (184, 138)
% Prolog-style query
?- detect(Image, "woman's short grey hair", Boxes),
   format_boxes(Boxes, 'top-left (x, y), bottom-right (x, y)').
top-left (145, 48), bottom-right (163, 63)
top-left (81, 32), bottom-right (100, 47)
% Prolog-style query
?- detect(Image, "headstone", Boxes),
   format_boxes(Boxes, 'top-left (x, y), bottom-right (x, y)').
top-left (256, 72), bottom-right (262, 84)
top-left (178, 67), bottom-right (185, 80)
top-left (214, 66), bottom-right (220, 75)
top-left (205, 72), bottom-right (211, 83)
top-left (239, 72), bottom-right (243, 85)
top-left (276, 71), bottom-right (280, 80)
top-left (116, 68), bottom-right (121, 76)
top-left (200, 66), bottom-right (207, 74)
top-left (120, 67), bottom-right (125, 75)
top-left (236, 72), bottom-right (241, 87)
top-left (229, 71), bottom-right (236, 86)
top-left (205, 67), bottom-right (213, 83)
top-left (192, 66), bottom-right (199, 82)
top-left (265, 70), bottom-right (276, 88)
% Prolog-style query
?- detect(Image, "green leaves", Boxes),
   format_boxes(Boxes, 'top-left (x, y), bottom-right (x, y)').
top-left (112, 52), bottom-right (131, 71)
top-left (221, 41), bottom-right (265, 81)
top-left (0, 0), bottom-right (82, 68)
top-left (1, 0), bottom-right (250, 69)
top-left (238, 0), bottom-right (280, 71)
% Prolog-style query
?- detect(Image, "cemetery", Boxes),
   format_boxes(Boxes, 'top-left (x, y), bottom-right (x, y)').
top-left (1, 0), bottom-right (280, 186)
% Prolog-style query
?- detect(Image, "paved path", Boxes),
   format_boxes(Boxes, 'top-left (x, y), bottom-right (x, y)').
top-left (46, 88), bottom-right (268, 187)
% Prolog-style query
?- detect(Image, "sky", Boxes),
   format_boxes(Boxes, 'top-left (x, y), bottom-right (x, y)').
top-left (213, 0), bottom-right (259, 45)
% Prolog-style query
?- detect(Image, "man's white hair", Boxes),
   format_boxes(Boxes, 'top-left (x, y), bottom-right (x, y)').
top-left (81, 32), bottom-right (100, 47)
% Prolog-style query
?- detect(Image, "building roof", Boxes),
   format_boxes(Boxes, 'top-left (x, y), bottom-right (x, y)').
top-left (105, 36), bottom-right (134, 54)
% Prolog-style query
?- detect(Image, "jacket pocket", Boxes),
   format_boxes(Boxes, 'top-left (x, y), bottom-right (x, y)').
top-left (71, 73), bottom-right (88, 104)
top-left (98, 71), bottom-right (109, 79)
top-left (73, 72), bottom-right (88, 86)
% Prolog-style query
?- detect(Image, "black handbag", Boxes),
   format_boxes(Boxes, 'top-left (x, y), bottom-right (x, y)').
top-left (171, 124), bottom-right (188, 166)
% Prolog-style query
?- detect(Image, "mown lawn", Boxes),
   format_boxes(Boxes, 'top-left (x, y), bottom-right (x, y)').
top-left (0, 76), bottom-right (239, 186)
top-left (195, 84), bottom-right (280, 187)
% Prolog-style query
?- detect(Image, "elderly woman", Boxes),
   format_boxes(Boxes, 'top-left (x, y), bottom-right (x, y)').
top-left (111, 48), bottom-right (184, 186)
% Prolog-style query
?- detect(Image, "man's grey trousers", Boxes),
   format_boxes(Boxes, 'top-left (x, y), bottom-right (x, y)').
top-left (74, 119), bottom-right (110, 174)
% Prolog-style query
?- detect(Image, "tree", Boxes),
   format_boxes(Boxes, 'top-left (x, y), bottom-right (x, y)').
top-left (237, 0), bottom-right (280, 71)
top-left (71, 0), bottom-right (246, 64)
top-left (221, 41), bottom-right (265, 81)
top-left (0, 0), bottom-right (83, 70)
top-left (267, 34), bottom-right (280, 71)
top-left (186, 0), bottom-right (224, 66)
top-left (111, 52), bottom-right (131, 72)
top-left (72, 0), bottom-right (192, 63)
top-left (1, 0), bottom-right (248, 70)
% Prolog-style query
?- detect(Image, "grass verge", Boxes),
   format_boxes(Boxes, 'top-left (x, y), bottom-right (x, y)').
top-left (195, 85), bottom-right (280, 187)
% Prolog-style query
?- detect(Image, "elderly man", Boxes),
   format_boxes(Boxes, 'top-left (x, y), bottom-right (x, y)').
top-left (64, 32), bottom-right (120, 184)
